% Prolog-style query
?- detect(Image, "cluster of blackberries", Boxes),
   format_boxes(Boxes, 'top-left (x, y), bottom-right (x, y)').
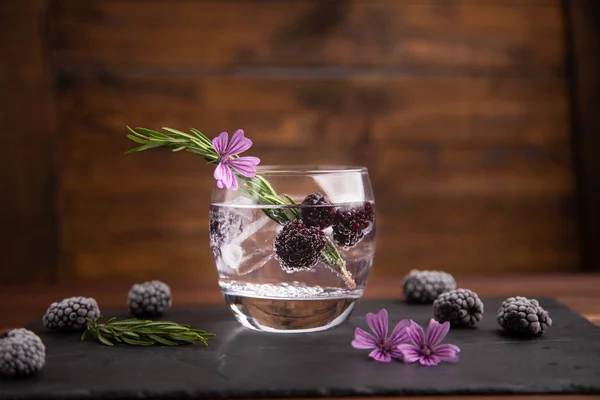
top-left (0, 329), bottom-right (46, 377)
top-left (42, 296), bottom-right (101, 331)
top-left (402, 270), bottom-right (552, 336)
top-left (497, 296), bottom-right (552, 337)
top-left (127, 280), bottom-right (172, 317)
top-left (433, 288), bottom-right (484, 328)
top-left (274, 193), bottom-right (374, 272)
top-left (1, 280), bottom-right (175, 378)
top-left (402, 270), bottom-right (457, 304)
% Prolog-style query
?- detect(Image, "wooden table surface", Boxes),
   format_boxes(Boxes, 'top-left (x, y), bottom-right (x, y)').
top-left (1, 273), bottom-right (600, 399)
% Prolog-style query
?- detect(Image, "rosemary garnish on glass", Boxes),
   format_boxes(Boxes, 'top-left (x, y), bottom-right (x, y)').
top-left (125, 127), bottom-right (356, 288)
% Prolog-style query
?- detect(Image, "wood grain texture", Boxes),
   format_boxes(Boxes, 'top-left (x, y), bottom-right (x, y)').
top-left (0, 0), bottom-right (59, 283)
top-left (0, 0), bottom-right (579, 283)
top-left (53, 0), bottom-right (564, 72)
top-left (56, 74), bottom-right (577, 281)
top-left (566, 0), bottom-right (600, 271)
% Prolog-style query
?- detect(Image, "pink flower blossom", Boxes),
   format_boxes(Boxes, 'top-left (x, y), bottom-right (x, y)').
top-left (212, 129), bottom-right (260, 190)
top-left (397, 319), bottom-right (460, 366)
top-left (352, 309), bottom-right (410, 362)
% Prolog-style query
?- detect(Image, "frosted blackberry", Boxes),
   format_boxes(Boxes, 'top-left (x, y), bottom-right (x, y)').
top-left (300, 192), bottom-right (336, 229)
top-left (43, 296), bottom-right (100, 331)
top-left (433, 289), bottom-right (484, 327)
top-left (274, 221), bottom-right (326, 272)
top-left (128, 280), bottom-right (172, 317)
top-left (497, 296), bottom-right (552, 337)
top-left (402, 270), bottom-right (457, 304)
top-left (332, 202), bottom-right (374, 248)
top-left (209, 205), bottom-right (244, 248)
top-left (0, 329), bottom-right (46, 377)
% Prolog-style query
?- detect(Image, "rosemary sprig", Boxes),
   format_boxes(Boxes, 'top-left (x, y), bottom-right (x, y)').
top-left (82, 316), bottom-right (216, 347)
top-left (125, 127), bottom-right (355, 288)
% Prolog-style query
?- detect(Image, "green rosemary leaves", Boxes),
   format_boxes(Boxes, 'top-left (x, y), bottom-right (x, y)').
top-left (82, 317), bottom-right (215, 347)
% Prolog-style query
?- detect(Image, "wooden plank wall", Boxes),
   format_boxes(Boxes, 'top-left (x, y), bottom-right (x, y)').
top-left (566, 0), bottom-right (600, 272)
top-left (1, 0), bottom-right (581, 284)
top-left (0, 0), bottom-right (58, 283)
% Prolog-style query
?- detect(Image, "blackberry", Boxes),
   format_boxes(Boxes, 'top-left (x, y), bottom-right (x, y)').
top-left (433, 289), bottom-right (484, 328)
top-left (402, 270), bottom-right (457, 304)
top-left (332, 202), bottom-right (374, 248)
top-left (300, 192), bottom-right (336, 229)
top-left (274, 221), bottom-right (326, 272)
top-left (0, 329), bottom-right (46, 377)
top-left (209, 205), bottom-right (244, 248)
top-left (497, 296), bottom-right (552, 337)
top-left (128, 280), bottom-right (172, 317)
top-left (43, 296), bottom-right (100, 331)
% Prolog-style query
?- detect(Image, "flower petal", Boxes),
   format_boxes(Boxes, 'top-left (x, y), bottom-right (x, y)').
top-left (388, 346), bottom-right (405, 360)
top-left (388, 319), bottom-right (410, 346)
top-left (426, 319), bottom-right (450, 347)
top-left (351, 328), bottom-right (378, 350)
top-left (433, 344), bottom-right (460, 362)
top-left (366, 309), bottom-right (389, 341)
top-left (406, 320), bottom-right (425, 347)
top-left (397, 344), bottom-right (420, 364)
top-left (419, 355), bottom-right (441, 367)
top-left (212, 132), bottom-right (229, 155)
top-left (228, 156), bottom-right (260, 178)
top-left (224, 129), bottom-right (253, 156)
top-left (369, 349), bottom-right (392, 363)
top-left (229, 173), bottom-right (238, 190)
top-left (213, 162), bottom-right (237, 190)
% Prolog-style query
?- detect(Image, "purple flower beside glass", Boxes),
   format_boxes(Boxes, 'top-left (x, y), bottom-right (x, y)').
top-left (351, 309), bottom-right (409, 362)
top-left (212, 129), bottom-right (261, 190)
top-left (397, 319), bottom-right (460, 366)
top-left (352, 311), bottom-right (460, 366)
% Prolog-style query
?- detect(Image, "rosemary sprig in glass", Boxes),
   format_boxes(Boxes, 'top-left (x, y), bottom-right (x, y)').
top-left (82, 316), bottom-right (215, 347)
top-left (125, 126), bottom-right (355, 288)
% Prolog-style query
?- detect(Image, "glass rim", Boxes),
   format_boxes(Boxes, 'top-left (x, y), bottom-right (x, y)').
top-left (255, 165), bottom-right (368, 175)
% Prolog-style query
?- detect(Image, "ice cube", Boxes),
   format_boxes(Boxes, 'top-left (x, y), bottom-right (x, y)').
top-left (231, 216), bottom-right (271, 245)
top-left (236, 248), bottom-right (275, 276)
top-left (215, 243), bottom-right (276, 276)
top-left (210, 207), bottom-right (245, 248)
top-left (214, 214), bottom-right (278, 276)
top-left (219, 243), bottom-right (243, 272)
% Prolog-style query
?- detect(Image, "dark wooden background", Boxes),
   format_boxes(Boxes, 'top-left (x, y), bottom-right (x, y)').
top-left (1, 0), bottom-right (598, 285)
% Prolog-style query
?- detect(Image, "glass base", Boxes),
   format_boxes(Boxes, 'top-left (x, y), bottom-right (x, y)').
top-left (225, 294), bottom-right (359, 333)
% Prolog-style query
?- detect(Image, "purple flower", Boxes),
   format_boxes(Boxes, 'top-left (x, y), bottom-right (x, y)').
top-left (397, 319), bottom-right (460, 367)
top-left (212, 129), bottom-right (261, 190)
top-left (352, 309), bottom-right (410, 362)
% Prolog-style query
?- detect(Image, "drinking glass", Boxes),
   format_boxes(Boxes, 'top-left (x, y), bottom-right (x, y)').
top-left (210, 165), bottom-right (376, 333)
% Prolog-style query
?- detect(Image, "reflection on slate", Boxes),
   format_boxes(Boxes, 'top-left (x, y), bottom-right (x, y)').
top-left (1, 298), bottom-right (600, 399)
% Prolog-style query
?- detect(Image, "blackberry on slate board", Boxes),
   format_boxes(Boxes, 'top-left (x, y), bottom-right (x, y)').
top-left (0, 329), bottom-right (46, 377)
top-left (433, 289), bottom-right (484, 328)
top-left (128, 280), bottom-right (172, 317)
top-left (497, 296), bottom-right (552, 337)
top-left (274, 221), bottom-right (326, 272)
top-left (300, 192), bottom-right (336, 229)
top-left (43, 296), bottom-right (100, 331)
top-left (402, 270), bottom-right (457, 304)
top-left (332, 202), bottom-right (374, 248)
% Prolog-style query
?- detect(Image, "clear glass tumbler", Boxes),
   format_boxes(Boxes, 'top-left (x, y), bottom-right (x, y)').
top-left (210, 165), bottom-right (376, 333)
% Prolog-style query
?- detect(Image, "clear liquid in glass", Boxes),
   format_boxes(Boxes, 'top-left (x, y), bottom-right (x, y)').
top-left (210, 201), bottom-right (375, 333)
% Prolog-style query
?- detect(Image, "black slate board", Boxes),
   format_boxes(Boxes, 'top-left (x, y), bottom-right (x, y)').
top-left (1, 297), bottom-right (600, 399)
